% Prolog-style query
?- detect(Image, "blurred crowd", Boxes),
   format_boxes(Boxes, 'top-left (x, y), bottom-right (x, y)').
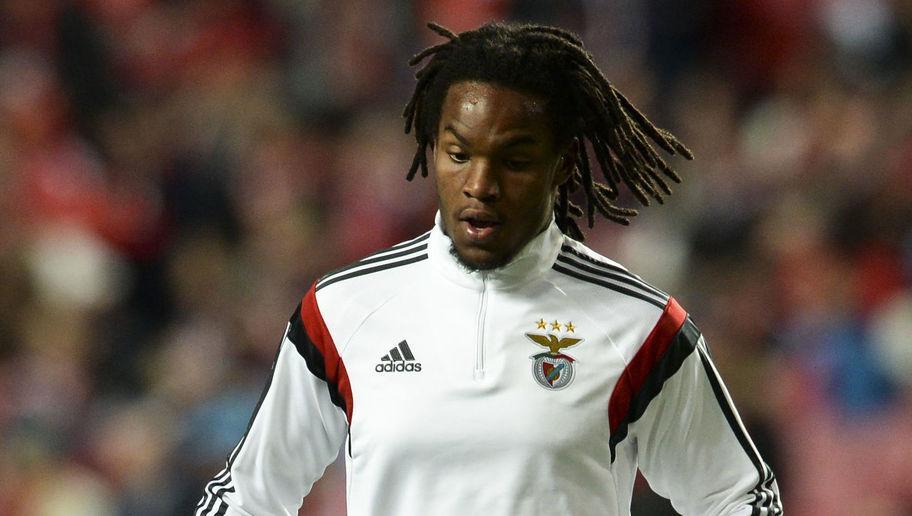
top-left (1, 0), bottom-right (910, 514)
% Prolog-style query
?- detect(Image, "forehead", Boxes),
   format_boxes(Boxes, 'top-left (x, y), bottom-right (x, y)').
top-left (438, 81), bottom-right (556, 147)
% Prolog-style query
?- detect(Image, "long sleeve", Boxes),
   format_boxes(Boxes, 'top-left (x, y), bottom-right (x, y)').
top-left (614, 298), bottom-right (782, 515)
top-left (195, 286), bottom-right (351, 516)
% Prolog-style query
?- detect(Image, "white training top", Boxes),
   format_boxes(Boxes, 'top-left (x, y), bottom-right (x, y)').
top-left (196, 214), bottom-right (782, 515)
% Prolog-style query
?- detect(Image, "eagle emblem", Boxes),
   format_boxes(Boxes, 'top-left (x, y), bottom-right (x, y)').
top-left (526, 319), bottom-right (583, 390)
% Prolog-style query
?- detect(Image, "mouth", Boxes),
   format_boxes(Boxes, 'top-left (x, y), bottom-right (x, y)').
top-left (458, 210), bottom-right (502, 242)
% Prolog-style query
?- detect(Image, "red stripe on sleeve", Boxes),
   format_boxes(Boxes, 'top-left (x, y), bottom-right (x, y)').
top-left (608, 297), bottom-right (687, 434)
top-left (301, 283), bottom-right (354, 424)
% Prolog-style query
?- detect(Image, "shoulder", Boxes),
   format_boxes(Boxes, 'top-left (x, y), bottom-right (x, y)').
top-left (550, 237), bottom-right (670, 312)
top-left (548, 238), bottom-right (679, 360)
top-left (311, 230), bottom-right (432, 314)
top-left (316, 230), bottom-right (432, 293)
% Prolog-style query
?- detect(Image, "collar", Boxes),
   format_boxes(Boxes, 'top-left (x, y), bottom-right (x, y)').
top-left (428, 211), bottom-right (565, 290)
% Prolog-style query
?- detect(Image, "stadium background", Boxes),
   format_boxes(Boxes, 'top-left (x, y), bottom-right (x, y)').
top-left (1, 0), bottom-right (910, 514)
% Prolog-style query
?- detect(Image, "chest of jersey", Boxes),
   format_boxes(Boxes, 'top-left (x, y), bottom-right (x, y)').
top-left (339, 276), bottom-right (629, 477)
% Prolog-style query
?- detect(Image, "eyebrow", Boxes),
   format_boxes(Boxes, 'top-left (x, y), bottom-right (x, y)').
top-left (443, 125), bottom-right (470, 146)
top-left (443, 125), bottom-right (539, 148)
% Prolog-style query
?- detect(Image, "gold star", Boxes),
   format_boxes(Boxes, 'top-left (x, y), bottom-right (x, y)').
top-left (565, 321), bottom-right (575, 333)
top-left (536, 318), bottom-right (547, 330)
top-left (550, 320), bottom-right (562, 331)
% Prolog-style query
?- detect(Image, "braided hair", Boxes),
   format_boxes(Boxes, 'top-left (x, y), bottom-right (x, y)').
top-left (403, 22), bottom-right (693, 240)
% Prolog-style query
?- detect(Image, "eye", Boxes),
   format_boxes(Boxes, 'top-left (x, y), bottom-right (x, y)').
top-left (504, 159), bottom-right (532, 171)
top-left (448, 151), bottom-right (469, 164)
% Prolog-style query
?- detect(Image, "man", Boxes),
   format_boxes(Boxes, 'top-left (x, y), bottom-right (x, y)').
top-left (197, 22), bottom-right (782, 515)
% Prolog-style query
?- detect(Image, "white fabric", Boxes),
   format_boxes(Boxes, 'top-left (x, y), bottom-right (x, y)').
top-left (197, 215), bottom-right (781, 515)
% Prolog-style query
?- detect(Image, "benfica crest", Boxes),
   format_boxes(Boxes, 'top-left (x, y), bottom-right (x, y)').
top-left (526, 319), bottom-right (583, 390)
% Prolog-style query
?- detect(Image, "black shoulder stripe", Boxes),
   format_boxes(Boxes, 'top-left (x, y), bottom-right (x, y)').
top-left (556, 253), bottom-right (669, 303)
top-left (357, 231), bottom-right (430, 262)
top-left (318, 242), bottom-right (428, 289)
top-left (316, 253), bottom-right (428, 292)
top-left (552, 263), bottom-right (666, 309)
top-left (560, 245), bottom-right (669, 299)
top-left (317, 232), bottom-right (430, 288)
top-left (697, 344), bottom-right (782, 514)
top-left (609, 317), bottom-right (700, 462)
top-left (359, 231), bottom-right (430, 261)
top-left (382, 230), bottom-right (431, 252)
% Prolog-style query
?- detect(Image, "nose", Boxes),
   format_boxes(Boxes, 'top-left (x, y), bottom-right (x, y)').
top-left (463, 160), bottom-right (500, 202)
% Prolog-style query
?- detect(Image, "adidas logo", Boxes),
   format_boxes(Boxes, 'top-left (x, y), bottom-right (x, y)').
top-left (375, 340), bottom-right (422, 373)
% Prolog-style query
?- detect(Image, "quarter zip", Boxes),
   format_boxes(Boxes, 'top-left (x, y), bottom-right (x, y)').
top-left (473, 274), bottom-right (489, 380)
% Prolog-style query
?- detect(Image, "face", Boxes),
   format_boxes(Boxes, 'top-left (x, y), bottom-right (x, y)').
top-left (433, 81), bottom-right (573, 271)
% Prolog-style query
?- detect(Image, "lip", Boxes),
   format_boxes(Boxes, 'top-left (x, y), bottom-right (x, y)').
top-left (457, 208), bottom-right (502, 243)
top-left (459, 208), bottom-right (501, 224)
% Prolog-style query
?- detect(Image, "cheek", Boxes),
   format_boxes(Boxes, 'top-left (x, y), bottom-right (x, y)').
top-left (433, 165), bottom-right (457, 193)
top-left (511, 176), bottom-right (556, 210)
top-left (432, 165), bottom-right (461, 210)
top-left (432, 149), bottom-right (452, 184)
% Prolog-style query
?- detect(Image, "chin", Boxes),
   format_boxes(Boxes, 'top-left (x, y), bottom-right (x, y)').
top-left (449, 244), bottom-right (508, 272)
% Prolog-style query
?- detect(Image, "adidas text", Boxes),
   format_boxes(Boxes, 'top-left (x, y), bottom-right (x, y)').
top-left (376, 340), bottom-right (422, 373)
top-left (375, 362), bottom-right (422, 373)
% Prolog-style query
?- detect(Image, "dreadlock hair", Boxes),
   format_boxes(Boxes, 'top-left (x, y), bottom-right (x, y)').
top-left (403, 21), bottom-right (694, 241)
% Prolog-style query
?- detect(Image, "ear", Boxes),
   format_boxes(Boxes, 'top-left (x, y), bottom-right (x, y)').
top-left (552, 138), bottom-right (579, 188)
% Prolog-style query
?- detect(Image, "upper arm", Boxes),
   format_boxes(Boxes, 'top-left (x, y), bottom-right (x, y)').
top-left (612, 299), bottom-right (782, 515)
top-left (196, 287), bottom-right (351, 515)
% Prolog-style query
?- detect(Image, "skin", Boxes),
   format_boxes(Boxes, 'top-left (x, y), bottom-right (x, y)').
top-left (433, 81), bottom-right (575, 271)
